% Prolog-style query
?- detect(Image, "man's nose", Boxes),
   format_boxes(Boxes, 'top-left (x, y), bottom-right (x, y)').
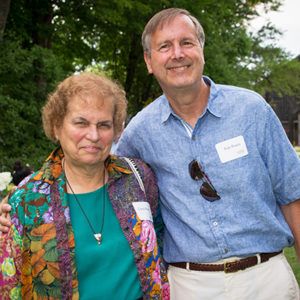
top-left (171, 43), bottom-right (184, 59)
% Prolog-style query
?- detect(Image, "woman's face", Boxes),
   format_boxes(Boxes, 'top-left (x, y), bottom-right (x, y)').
top-left (55, 95), bottom-right (115, 169)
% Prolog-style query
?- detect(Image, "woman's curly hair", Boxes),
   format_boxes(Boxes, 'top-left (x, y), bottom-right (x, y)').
top-left (42, 72), bottom-right (127, 143)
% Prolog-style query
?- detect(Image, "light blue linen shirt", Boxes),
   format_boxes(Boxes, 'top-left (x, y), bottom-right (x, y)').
top-left (116, 76), bottom-right (300, 263)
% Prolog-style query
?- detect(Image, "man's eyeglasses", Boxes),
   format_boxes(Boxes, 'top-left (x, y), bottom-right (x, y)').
top-left (189, 160), bottom-right (220, 202)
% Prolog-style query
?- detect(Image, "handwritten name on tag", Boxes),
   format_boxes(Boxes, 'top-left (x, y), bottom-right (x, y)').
top-left (132, 202), bottom-right (153, 222)
top-left (215, 135), bottom-right (248, 163)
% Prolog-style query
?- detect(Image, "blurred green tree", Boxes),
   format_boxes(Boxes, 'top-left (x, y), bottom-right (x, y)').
top-left (1, 0), bottom-right (297, 170)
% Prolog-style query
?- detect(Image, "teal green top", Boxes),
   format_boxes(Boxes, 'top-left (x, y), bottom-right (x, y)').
top-left (67, 185), bottom-right (143, 300)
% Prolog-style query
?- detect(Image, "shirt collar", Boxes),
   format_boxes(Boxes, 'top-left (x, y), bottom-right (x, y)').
top-left (204, 76), bottom-right (222, 118)
top-left (160, 76), bottom-right (222, 124)
top-left (160, 95), bottom-right (173, 123)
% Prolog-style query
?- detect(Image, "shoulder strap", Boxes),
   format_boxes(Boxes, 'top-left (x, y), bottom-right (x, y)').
top-left (123, 157), bottom-right (145, 194)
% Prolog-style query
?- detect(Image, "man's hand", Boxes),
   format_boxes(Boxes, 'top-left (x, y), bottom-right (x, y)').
top-left (281, 199), bottom-right (300, 263)
top-left (0, 196), bottom-right (12, 234)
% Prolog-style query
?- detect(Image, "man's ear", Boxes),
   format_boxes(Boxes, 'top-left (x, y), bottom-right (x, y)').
top-left (144, 52), bottom-right (153, 74)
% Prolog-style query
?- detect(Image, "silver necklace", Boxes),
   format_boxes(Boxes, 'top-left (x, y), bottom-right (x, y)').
top-left (63, 162), bottom-right (106, 245)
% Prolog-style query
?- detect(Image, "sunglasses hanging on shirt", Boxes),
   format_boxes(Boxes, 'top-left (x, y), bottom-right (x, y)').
top-left (189, 159), bottom-right (221, 202)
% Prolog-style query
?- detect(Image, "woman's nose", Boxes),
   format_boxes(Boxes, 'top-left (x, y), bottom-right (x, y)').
top-left (86, 125), bottom-right (100, 141)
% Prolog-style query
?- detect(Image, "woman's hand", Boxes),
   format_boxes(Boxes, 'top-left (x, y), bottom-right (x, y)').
top-left (0, 196), bottom-right (12, 234)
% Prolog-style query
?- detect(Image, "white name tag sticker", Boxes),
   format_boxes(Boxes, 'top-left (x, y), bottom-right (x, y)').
top-left (132, 202), bottom-right (153, 222)
top-left (215, 135), bottom-right (248, 163)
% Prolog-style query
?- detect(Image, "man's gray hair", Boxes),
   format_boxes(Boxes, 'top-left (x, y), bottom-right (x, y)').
top-left (142, 8), bottom-right (205, 54)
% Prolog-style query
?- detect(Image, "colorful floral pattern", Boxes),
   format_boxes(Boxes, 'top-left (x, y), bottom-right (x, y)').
top-left (140, 220), bottom-right (157, 253)
top-left (0, 147), bottom-right (169, 299)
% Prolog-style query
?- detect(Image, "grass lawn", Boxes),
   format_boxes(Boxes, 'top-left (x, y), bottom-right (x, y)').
top-left (285, 247), bottom-right (300, 285)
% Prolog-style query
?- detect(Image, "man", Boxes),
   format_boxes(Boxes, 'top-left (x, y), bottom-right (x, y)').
top-left (1, 7), bottom-right (300, 300)
top-left (116, 8), bottom-right (300, 300)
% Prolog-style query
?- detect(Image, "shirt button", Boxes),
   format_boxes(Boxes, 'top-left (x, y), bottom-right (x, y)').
top-left (213, 221), bottom-right (218, 226)
top-left (224, 248), bottom-right (229, 253)
top-left (192, 136), bottom-right (196, 140)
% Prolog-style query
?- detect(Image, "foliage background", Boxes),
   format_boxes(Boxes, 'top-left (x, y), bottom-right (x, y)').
top-left (0, 0), bottom-right (300, 171)
top-left (285, 247), bottom-right (300, 285)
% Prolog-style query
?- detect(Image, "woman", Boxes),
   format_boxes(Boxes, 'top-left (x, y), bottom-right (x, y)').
top-left (0, 73), bottom-right (169, 299)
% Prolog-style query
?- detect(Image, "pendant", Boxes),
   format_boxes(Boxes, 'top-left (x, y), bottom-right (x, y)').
top-left (94, 233), bottom-right (102, 245)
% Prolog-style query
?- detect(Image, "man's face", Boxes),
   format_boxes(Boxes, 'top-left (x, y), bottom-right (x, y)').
top-left (144, 15), bottom-right (205, 93)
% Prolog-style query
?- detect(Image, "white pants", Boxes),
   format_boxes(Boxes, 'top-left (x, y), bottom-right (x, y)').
top-left (168, 253), bottom-right (299, 300)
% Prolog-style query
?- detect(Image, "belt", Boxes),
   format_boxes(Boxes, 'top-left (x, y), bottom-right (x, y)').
top-left (169, 251), bottom-right (281, 273)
